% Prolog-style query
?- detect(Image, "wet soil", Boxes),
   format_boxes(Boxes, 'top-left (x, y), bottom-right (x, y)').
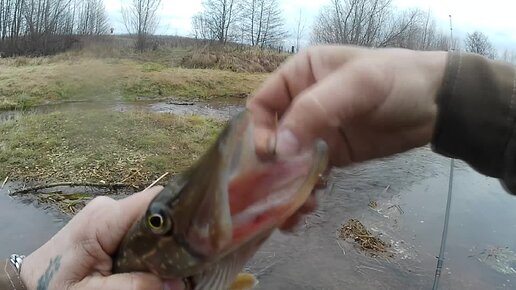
top-left (1, 101), bottom-right (516, 289)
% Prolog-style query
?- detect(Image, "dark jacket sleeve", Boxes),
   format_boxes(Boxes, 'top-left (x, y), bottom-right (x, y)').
top-left (431, 51), bottom-right (516, 193)
top-left (0, 259), bottom-right (26, 289)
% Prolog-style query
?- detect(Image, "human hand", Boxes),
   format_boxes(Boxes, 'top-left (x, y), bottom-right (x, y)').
top-left (246, 45), bottom-right (448, 229)
top-left (19, 186), bottom-right (184, 290)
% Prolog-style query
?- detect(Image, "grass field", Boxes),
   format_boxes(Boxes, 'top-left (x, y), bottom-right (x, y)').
top-left (0, 56), bottom-right (268, 110)
top-left (0, 42), bottom-right (287, 197)
top-left (0, 110), bottom-right (224, 187)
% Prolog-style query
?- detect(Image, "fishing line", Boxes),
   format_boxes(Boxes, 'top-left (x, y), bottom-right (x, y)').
top-left (432, 158), bottom-right (455, 290)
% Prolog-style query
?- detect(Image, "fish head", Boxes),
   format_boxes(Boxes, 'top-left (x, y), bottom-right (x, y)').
top-left (113, 110), bottom-right (329, 288)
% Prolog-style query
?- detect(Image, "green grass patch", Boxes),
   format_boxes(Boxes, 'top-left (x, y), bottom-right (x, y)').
top-left (0, 57), bottom-right (268, 108)
top-left (0, 110), bottom-right (224, 187)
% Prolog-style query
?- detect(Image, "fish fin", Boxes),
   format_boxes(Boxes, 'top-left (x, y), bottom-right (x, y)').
top-left (229, 273), bottom-right (258, 290)
top-left (192, 234), bottom-right (265, 290)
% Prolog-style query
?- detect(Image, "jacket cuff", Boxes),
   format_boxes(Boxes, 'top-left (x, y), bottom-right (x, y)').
top-left (0, 259), bottom-right (27, 290)
top-left (432, 51), bottom-right (516, 192)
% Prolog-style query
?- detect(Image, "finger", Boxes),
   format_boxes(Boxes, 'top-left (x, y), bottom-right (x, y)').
top-left (107, 186), bottom-right (164, 253)
top-left (78, 186), bottom-right (164, 256)
top-left (247, 46), bottom-right (365, 122)
top-left (117, 186), bottom-right (164, 224)
top-left (77, 272), bottom-right (185, 290)
top-left (274, 61), bottom-right (393, 163)
top-left (247, 46), bottom-right (362, 155)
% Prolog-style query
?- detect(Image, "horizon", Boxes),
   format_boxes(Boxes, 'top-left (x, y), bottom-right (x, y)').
top-left (104, 0), bottom-right (516, 54)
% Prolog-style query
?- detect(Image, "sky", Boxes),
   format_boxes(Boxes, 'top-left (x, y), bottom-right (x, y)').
top-left (104, 0), bottom-right (516, 52)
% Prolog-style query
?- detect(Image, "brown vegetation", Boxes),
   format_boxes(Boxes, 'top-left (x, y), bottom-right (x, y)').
top-left (180, 45), bottom-right (288, 73)
top-left (339, 219), bottom-right (390, 256)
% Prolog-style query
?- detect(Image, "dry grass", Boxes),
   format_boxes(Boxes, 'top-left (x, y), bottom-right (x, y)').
top-left (33, 192), bottom-right (92, 215)
top-left (339, 219), bottom-right (391, 257)
top-left (0, 110), bottom-right (224, 187)
top-left (180, 46), bottom-right (289, 73)
top-left (0, 57), bottom-right (268, 109)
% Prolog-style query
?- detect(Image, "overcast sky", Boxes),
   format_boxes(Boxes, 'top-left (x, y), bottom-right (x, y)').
top-left (105, 0), bottom-right (516, 52)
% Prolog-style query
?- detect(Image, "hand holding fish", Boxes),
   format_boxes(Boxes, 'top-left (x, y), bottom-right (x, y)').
top-left (18, 186), bottom-right (184, 290)
top-left (246, 45), bottom-right (448, 230)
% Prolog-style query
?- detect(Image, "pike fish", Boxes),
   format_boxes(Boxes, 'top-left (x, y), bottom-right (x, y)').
top-left (112, 110), bottom-right (329, 290)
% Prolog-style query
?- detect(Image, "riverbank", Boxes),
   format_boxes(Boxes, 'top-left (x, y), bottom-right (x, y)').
top-left (0, 109), bottom-right (224, 188)
top-left (0, 50), bottom-right (270, 110)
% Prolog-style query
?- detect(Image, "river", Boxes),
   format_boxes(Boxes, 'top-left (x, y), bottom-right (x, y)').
top-left (1, 101), bottom-right (515, 289)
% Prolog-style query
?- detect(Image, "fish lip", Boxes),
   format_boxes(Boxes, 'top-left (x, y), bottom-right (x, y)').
top-left (166, 111), bottom-right (252, 257)
top-left (220, 137), bottom-right (329, 256)
top-left (167, 110), bottom-right (329, 264)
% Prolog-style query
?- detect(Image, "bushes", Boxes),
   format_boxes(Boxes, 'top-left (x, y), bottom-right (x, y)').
top-left (180, 45), bottom-right (289, 73)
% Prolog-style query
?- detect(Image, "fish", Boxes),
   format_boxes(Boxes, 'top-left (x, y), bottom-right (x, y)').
top-left (112, 109), bottom-right (329, 290)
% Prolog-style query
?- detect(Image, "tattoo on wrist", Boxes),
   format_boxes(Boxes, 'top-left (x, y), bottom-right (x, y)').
top-left (36, 256), bottom-right (62, 290)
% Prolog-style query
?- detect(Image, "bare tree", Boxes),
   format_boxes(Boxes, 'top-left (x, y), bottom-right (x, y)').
top-left (122, 0), bottom-right (162, 52)
top-left (0, 0), bottom-right (113, 56)
top-left (294, 8), bottom-right (306, 52)
top-left (384, 8), bottom-right (453, 51)
top-left (311, 0), bottom-right (458, 52)
top-left (500, 48), bottom-right (516, 64)
top-left (0, 0), bottom-right (80, 56)
top-left (311, 0), bottom-right (405, 47)
top-left (76, 0), bottom-right (109, 35)
top-left (240, 0), bottom-right (286, 48)
top-left (464, 31), bottom-right (496, 59)
top-left (194, 0), bottom-right (240, 44)
top-left (192, 13), bottom-right (212, 40)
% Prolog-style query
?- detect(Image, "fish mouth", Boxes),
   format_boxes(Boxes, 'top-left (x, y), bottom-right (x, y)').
top-left (189, 110), bottom-right (329, 257)
top-left (227, 137), bottom-right (328, 247)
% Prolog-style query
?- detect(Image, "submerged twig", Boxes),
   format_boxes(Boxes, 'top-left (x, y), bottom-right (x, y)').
top-left (1, 176), bottom-right (8, 189)
top-left (355, 265), bottom-right (385, 273)
top-left (144, 172), bottom-right (169, 191)
top-left (379, 185), bottom-right (390, 196)
top-left (10, 182), bottom-right (134, 195)
top-left (166, 101), bottom-right (195, 106)
top-left (336, 239), bottom-right (346, 255)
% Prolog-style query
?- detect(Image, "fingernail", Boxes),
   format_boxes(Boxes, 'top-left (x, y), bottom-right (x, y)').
top-left (274, 128), bottom-right (300, 156)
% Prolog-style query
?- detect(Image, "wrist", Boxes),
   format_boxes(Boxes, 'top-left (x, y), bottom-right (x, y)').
top-left (419, 50), bottom-right (448, 102)
top-left (19, 254), bottom-right (35, 290)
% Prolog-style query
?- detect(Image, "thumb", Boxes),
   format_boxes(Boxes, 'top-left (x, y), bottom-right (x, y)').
top-left (80, 272), bottom-right (185, 290)
top-left (274, 62), bottom-right (390, 159)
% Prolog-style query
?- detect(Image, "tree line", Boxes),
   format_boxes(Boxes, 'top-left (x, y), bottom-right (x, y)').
top-left (0, 0), bottom-right (513, 62)
top-left (192, 0), bottom-right (458, 52)
top-left (0, 0), bottom-right (109, 56)
top-left (192, 0), bottom-right (516, 62)
top-left (191, 0), bottom-right (287, 49)
top-left (0, 0), bottom-right (162, 56)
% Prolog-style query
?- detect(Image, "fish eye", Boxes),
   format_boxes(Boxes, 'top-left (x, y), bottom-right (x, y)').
top-left (148, 214), bottom-right (163, 229)
top-left (146, 207), bottom-right (172, 235)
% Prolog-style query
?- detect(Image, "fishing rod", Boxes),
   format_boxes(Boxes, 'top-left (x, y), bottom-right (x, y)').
top-left (432, 158), bottom-right (455, 289)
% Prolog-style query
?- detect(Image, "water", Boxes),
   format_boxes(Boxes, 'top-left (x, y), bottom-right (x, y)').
top-left (0, 98), bottom-right (244, 123)
top-left (247, 149), bottom-right (516, 289)
top-left (1, 102), bottom-right (516, 288)
top-left (0, 188), bottom-right (67, 259)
